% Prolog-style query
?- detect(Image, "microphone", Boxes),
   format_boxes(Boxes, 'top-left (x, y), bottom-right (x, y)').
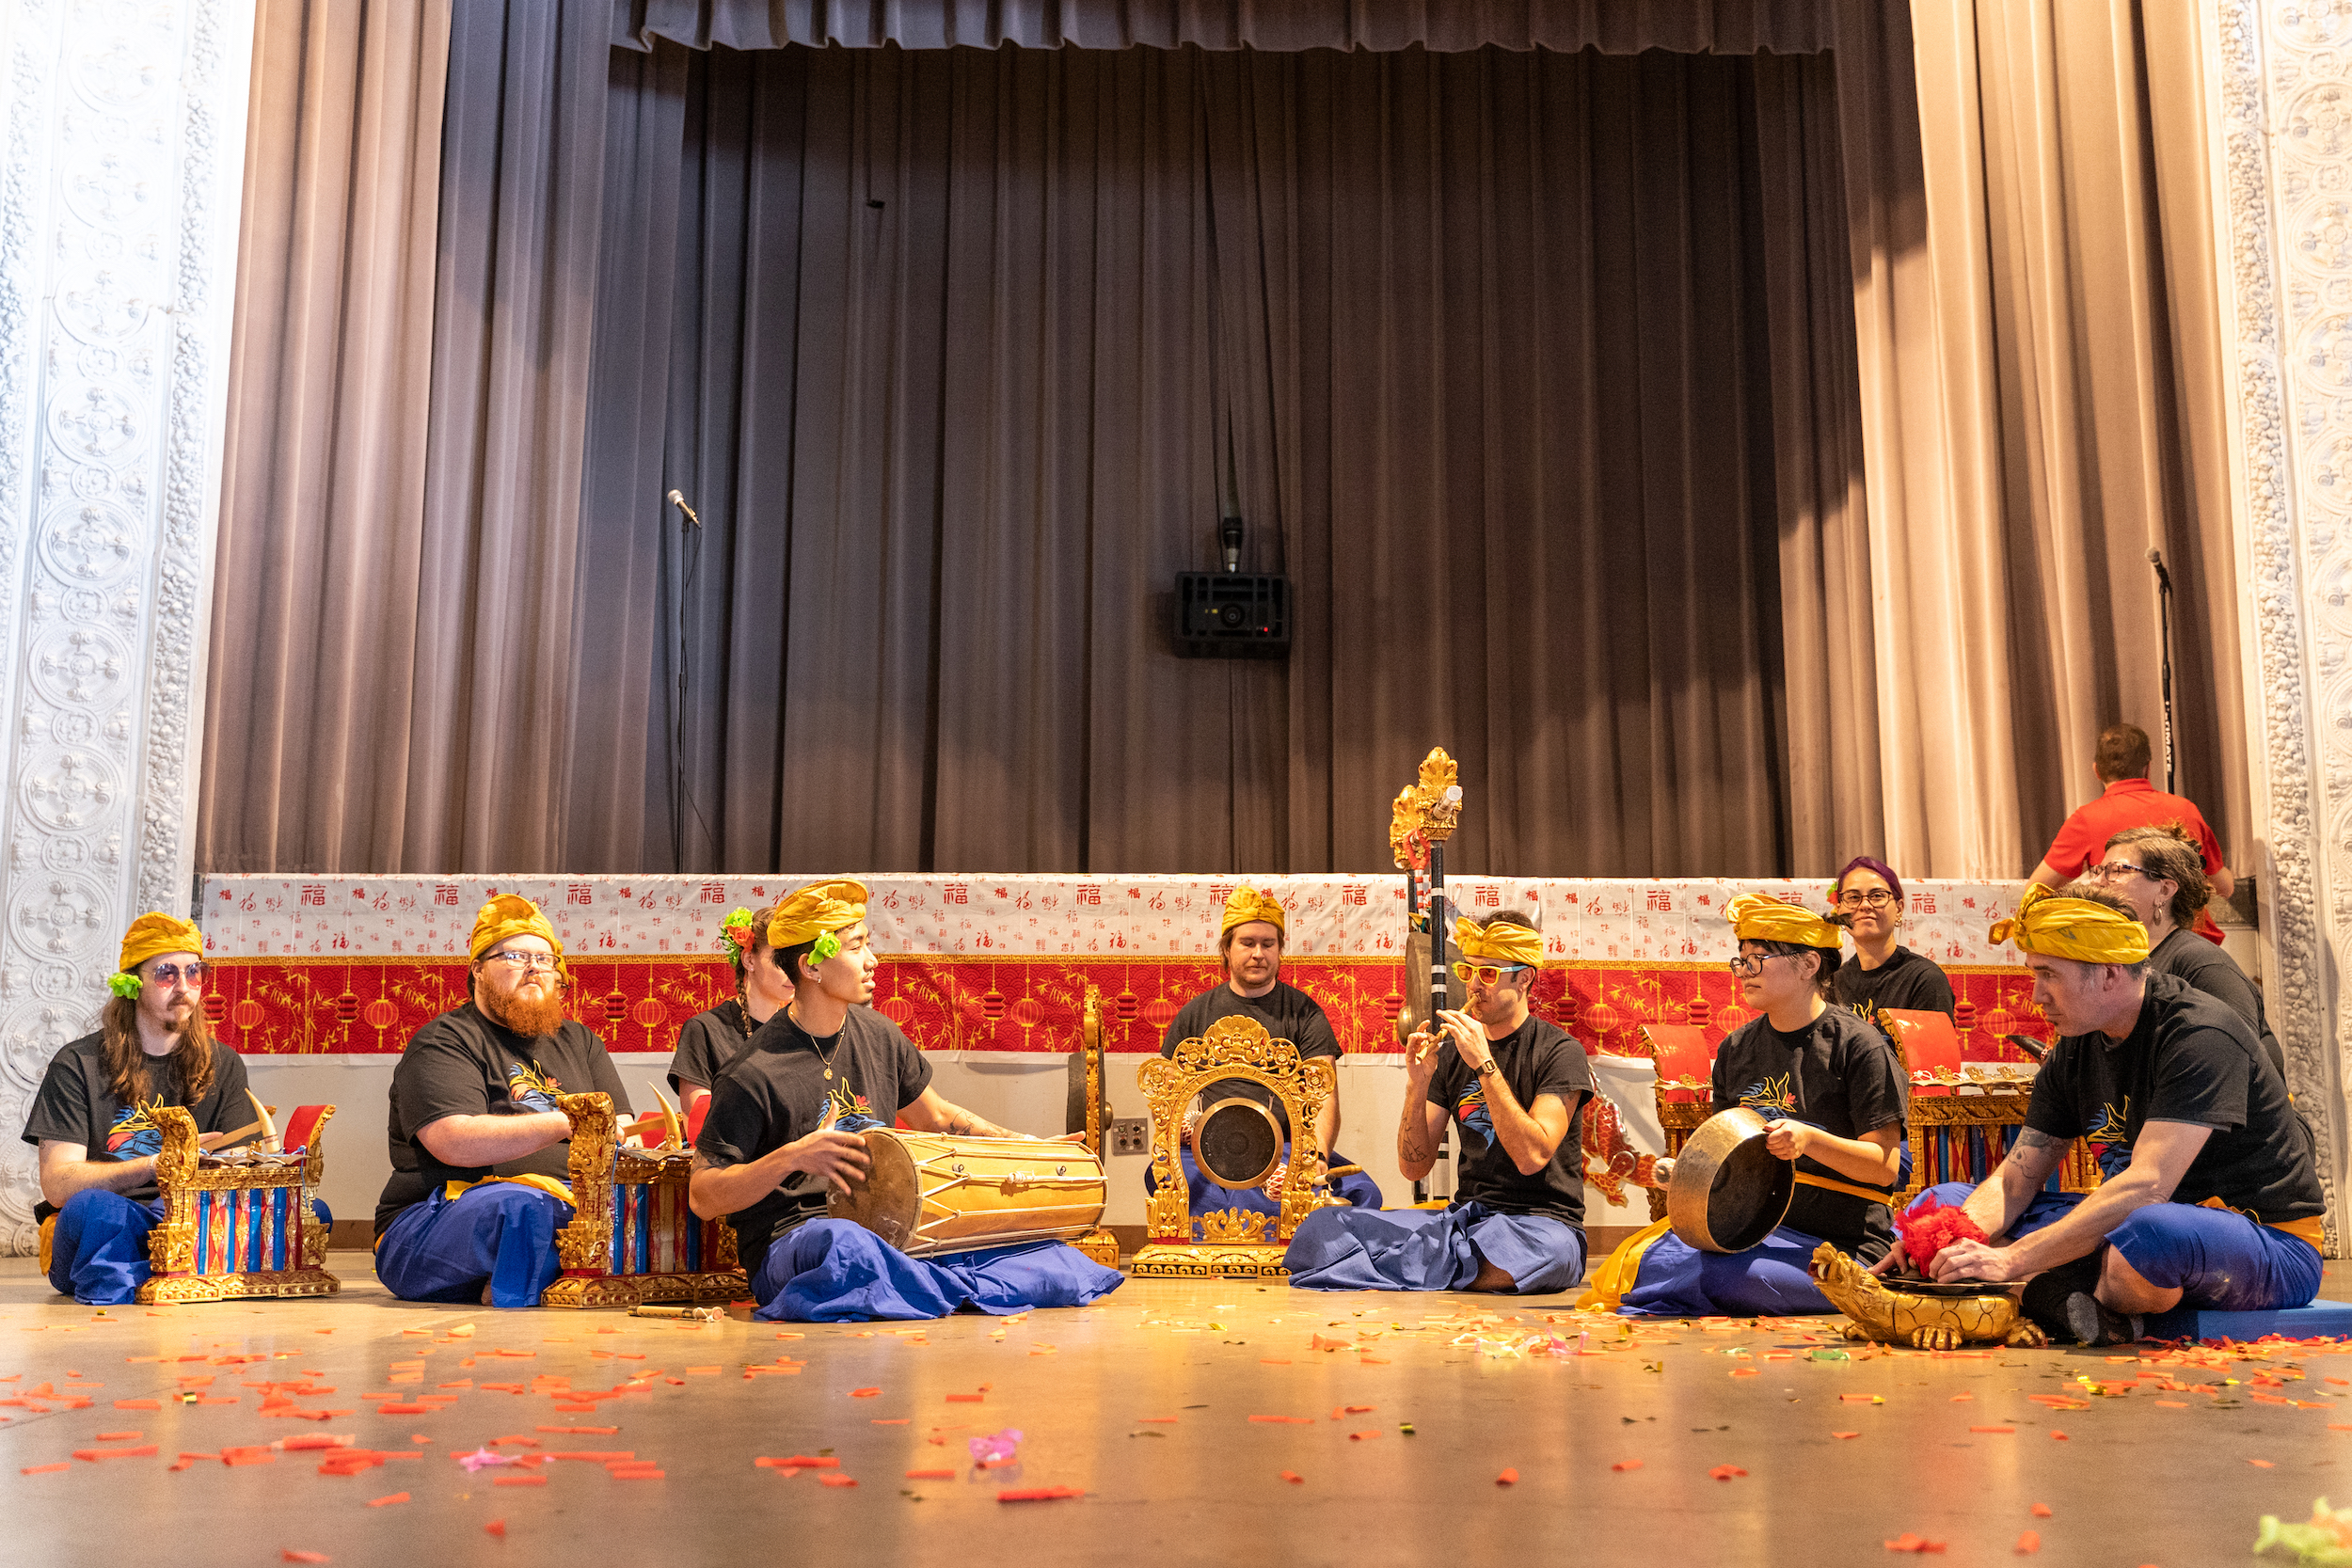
top-left (1219, 515), bottom-right (1244, 574)
top-left (668, 489), bottom-right (702, 529)
top-left (2147, 546), bottom-right (2170, 588)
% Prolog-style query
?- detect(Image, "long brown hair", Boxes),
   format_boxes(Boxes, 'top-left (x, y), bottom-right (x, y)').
top-left (100, 994), bottom-right (216, 1107)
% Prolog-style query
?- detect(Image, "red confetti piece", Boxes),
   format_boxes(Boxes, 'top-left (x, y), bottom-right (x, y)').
top-left (850, 1388), bottom-right (882, 1399)
top-left (610, 1470), bottom-right (666, 1481)
top-left (2014, 1532), bottom-right (2041, 1555)
top-left (946, 1393), bottom-right (986, 1402)
top-left (20, 1464), bottom-right (69, 1476)
top-left (870, 1419), bottom-right (910, 1426)
top-left (1496, 1468), bottom-right (1519, 1485)
top-left (1249, 1415), bottom-right (1313, 1424)
top-left (483, 1523), bottom-right (506, 1539)
top-left (492, 1475), bottom-right (548, 1487)
top-left (535, 1426), bottom-right (618, 1434)
top-left (2249, 1459), bottom-right (2276, 1468)
top-left (1832, 1432), bottom-right (1862, 1440)
top-left (376, 1404), bottom-right (431, 1416)
top-left (2030, 1504), bottom-right (2053, 1518)
top-left (996, 1486), bottom-right (1083, 1502)
top-left (1709, 1465), bottom-right (1747, 1481)
top-left (1968, 1426), bottom-right (2015, 1434)
top-left (1883, 1534), bottom-right (1948, 1554)
top-left (2048, 1432), bottom-right (2069, 1441)
top-left (1348, 1431), bottom-right (1382, 1442)
top-left (818, 1474), bottom-right (858, 1488)
top-left (94, 1431), bottom-right (142, 1441)
top-left (1279, 1470), bottom-right (1304, 1484)
top-left (905, 1468), bottom-right (956, 1480)
top-left (367, 1494), bottom-right (409, 1508)
top-left (1135, 1417), bottom-right (1178, 1424)
top-left (113, 1400), bottom-right (159, 1411)
top-left (282, 1555), bottom-right (332, 1564)
top-left (757, 1455), bottom-right (839, 1469)
top-left (73, 1445), bottom-right (157, 1461)
top-left (1612, 1460), bottom-right (1645, 1471)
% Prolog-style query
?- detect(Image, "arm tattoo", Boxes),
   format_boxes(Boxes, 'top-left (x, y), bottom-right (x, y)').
top-left (1399, 1098), bottom-right (1434, 1165)
top-left (2012, 1128), bottom-right (2066, 1153)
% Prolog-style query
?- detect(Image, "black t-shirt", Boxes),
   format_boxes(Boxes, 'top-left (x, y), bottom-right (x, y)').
top-left (669, 1002), bottom-right (759, 1095)
top-left (374, 1004), bottom-right (629, 1233)
top-left (696, 1007), bottom-right (934, 1261)
top-left (1712, 1006), bottom-right (1910, 1259)
top-left (2024, 973), bottom-right (2321, 1223)
top-left (1423, 1016), bottom-right (1595, 1226)
top-left (1162, 980), bottom-right (1341, 1135)
top-left (2148, 928), bottom-right (2285, 1081)
top-left (22, 1033), bottom-right (251, 1206)
top-left (1832, 946), bottom-right (1956, 1018)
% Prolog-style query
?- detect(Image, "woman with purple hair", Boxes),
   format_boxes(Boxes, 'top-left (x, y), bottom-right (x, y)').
top-left (1829, 857), bottom-right (1955, 1019)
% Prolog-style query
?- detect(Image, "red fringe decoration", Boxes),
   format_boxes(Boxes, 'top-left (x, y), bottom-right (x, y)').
top-left (1897, 1196), bottom-right (1986, 1260)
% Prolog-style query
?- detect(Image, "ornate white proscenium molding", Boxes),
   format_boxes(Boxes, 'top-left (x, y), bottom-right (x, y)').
top-left (2207, 0), bottom-right (2352, 1253)
top-left (0, 1), bottom-right (258, 1253)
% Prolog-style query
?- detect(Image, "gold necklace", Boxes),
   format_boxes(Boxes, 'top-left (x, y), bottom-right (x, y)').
top-left (789, 1004), bottom-right (842, 1080)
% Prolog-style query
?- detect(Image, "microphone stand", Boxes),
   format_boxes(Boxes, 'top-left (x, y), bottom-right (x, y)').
top-left (2150, 548), bottom-right (2175, 794)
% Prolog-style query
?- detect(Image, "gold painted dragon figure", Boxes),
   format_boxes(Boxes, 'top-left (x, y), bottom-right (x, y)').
top-left (1809, 1243), bottom-right (2047, 1350)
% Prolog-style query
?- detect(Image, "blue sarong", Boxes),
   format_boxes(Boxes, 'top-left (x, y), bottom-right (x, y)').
top-left (1145, 1145), bottom-right (1383, 1233)
top-left (1908, 1180), bottom-right (2321, 1314)
top-left (49, 1189), bottom-right (336, 1307)
top-left (375, 1183), bottom-right (573, 1308)
top-left (1283, 1201), bottom-right (1585, 1293)
top-left (751, 1217), bottom-right (1125, 1323)
top-left (1618, 1226), bottom-right (1843, 1317)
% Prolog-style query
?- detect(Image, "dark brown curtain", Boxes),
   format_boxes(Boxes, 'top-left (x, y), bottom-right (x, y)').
top-left (571, 41), bottom-right (1866, 876)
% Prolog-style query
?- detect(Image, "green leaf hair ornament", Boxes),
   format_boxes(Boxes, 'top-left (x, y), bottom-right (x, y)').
top-left (719, 907), bottom-right (756, 961)
top-left (810, 930), bottom-right (843, 964)
top-left (107, 972), bottom-right (143, 1000)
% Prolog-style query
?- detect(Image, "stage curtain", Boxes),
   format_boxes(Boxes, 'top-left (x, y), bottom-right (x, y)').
top-left (199, 0), bottom-right (453, 873)
top-left (1860, 0), bottom-right (2248, 875)
top-left (568, 42), bottom-right (1871, 877)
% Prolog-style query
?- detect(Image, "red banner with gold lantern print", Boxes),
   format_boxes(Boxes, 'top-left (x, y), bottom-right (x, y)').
top-left (202, 952), bottom-right (2050, 1062)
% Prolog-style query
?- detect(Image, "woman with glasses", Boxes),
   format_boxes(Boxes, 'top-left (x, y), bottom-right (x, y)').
top-left (2091, 824), bottom-right (2285, 1080)
top-left (24, 913), bottom-right (261, 1304)
top-left (1828, 857), bottom-right (1955, 1019)
top-left (1589, 895), bottom-right (1909, 1317)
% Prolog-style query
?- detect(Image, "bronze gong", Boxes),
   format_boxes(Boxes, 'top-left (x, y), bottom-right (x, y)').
top-left (1665, 1105), bottom-right (1794, 1253)
top-left (1191, 1095), bottom-right (1284, 1190)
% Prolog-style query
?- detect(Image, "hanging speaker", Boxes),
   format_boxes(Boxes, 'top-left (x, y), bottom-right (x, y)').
top-left (1173, 573), bottom-right (1292, 658)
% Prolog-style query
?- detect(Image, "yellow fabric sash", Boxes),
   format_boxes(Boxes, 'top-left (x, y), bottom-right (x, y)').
top-left (38, 1213), bottom-right (54, 1276)
top-left (2198, 1194), bottom-right (2324, 1253)
top-left (1575, 1172), bottom-right (1898, 1311)
top-left (369, 1173), bottom-right (580, 1253)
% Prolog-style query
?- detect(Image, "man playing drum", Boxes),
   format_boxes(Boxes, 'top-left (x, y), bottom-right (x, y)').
top-left (1879, 885), bottom-right (2322, 1345)
top-left (1149, 886), bottom-right (1381, 1221)
top-left (1283, 912), bottom-right (1592, 1292)
top-left (689, 879), bottom-right (1122, 1322)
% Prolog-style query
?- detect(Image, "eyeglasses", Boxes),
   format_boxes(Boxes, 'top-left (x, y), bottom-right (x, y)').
top-left (2086, 862), bottom-right (2151, 882)
top-left (1834, 889), bottom-right (1898, 909)
top-left (1451, 961), bottom-right (1530, 986)
top-left (482, 951), bottom-right (560, 973)
top-left (1725, 954), bottom-right (1789, 977)
top-left (148, 962), bottom-right (206, 988)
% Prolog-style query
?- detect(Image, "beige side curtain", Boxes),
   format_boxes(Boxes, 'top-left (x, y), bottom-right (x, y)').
top-left (1856, 0), bottom-right (2247, 877)
top-left (201, 0), bottom-right (452, 872)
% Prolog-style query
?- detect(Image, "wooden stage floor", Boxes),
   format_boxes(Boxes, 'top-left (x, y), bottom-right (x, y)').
top-left (1, 1255), bottom-right (2345, 1567)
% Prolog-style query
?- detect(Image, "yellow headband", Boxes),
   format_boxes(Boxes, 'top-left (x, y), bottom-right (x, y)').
top-left (1989, 884), bottom-right (2150, 965)
top-left (1727, 892), bottom-right (1843, 951)
top-left (1454, 916), bottom-right (1541, 969)
top-left (119, 912), bottom-right (203, 974)
top-left (469, 895), bottom-right (564, 963)
top-left (1219, 886), bottom-right (1286, 938)
top-left (768, 879), bottom-right (871, 950)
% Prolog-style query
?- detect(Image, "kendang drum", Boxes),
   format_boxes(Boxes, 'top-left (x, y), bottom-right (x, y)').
top-left (1664, 1106), bottom-right (1794, 1253)
top-left (830, 1130), bottom-right (1107, 1258)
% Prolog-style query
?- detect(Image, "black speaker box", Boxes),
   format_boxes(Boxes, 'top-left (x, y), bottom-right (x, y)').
top-left (1172, 573), bottom-right (1292, 658)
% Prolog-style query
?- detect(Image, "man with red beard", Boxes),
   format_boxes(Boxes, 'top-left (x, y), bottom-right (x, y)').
top-left (24, 913), bottom-right (255, 1304)
top-left (374, 895), bottom-right (628, 1307)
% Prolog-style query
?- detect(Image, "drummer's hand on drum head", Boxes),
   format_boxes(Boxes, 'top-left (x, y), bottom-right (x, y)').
top-left (787, 1129), bottom-right (871, 1196)
top-left (1761, 1118), bottom-right (1810, 1162)
top-left (1927, 1237), bottom-right (2016, 1284)
top-left (1866, 1237), bottom-right (1916, 1278)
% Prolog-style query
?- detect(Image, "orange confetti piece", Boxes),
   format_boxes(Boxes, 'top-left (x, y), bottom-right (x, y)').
top-left (1348, 1431), bottom-right (1382, 1442)
top-left (2249, 1459), bottom-right (2276, 1468)
top-left (1709, 1465), bottom-right (1747, 1481)
top-left (113, 1400), bottom-right (159, 1411)
top-left (1259, 1358), bottom-right (1293, 1366)
top-left (1730, 1369), bottom-right (1759, 1378)
top-left (996, 1485), bottom-right (1083, 1502)
top-left (1883, 1533), bottom-right (1947, 1554)
top-left (946, 1393), bottom-right (986, 1403)
top-left (1135, 1417), bottom-right (1178, 1424)
top-left (905, 1468), bottom-right (956, 1480)
top-left (1249, 1415), bottom-right (1313, 1424)
top-left (2153, 1400), bottom-right (2187, 1409)
top-left (2049, 1432), bottom-right (2069, 1441)
top-left (1496, 1467), bottom-right (1519, 1485)
top-left (1831, 1432), bottom-right (1862, 1440)
top-left (1343, 1404), bottom-right (1375, 1414)
top-left (2014, 1531), bottom-right (2041, 1556)
top-left (483, 1522), bottom-right (506, 1538)
top-left (2030, 1505), bottom-right (2053, 1518)
top-left (492, 1475), bottom-right (548, 1488)
top-left (850, 1387), bottom-right (882, 1398)
top-left (1839, 1394), bottom-right (1880, 1403)
top-left (94, 1431), bottom-right (142, 1441)
top-left (1279, 1470), bottom-right (1304, 1484)
top-left (20, 1463), bottom-right (69, 1476)
top-left (282, 1555), bottom-right (332, 1564)
top-left (367, 1493), bottom-right (409, 1508)
top-left (818, 1474), bottom-right (858, 1488)
top-left (1968, 1426), bottom-right (2015, 1434)
top-left (73, 1445), bottom-right (156, 1461)
top-left (1612, 1460), bottom-right (1645, 1471)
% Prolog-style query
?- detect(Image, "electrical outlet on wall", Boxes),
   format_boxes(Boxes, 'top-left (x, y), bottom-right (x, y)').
top-left (1107, 1118), bottom-right (1149, 1156)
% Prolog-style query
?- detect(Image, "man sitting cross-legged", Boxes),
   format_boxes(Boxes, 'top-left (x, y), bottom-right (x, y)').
top-left (689, 879), bottom-right (1123, 1322)
top-left (1283, 911), bottom-right (1593, 1293)
top-left (1875, 884), bottom-right (2323, 1345)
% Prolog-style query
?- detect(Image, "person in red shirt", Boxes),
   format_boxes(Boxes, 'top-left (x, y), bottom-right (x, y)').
top-left (2027, 725), bottom-right (2234, 941)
